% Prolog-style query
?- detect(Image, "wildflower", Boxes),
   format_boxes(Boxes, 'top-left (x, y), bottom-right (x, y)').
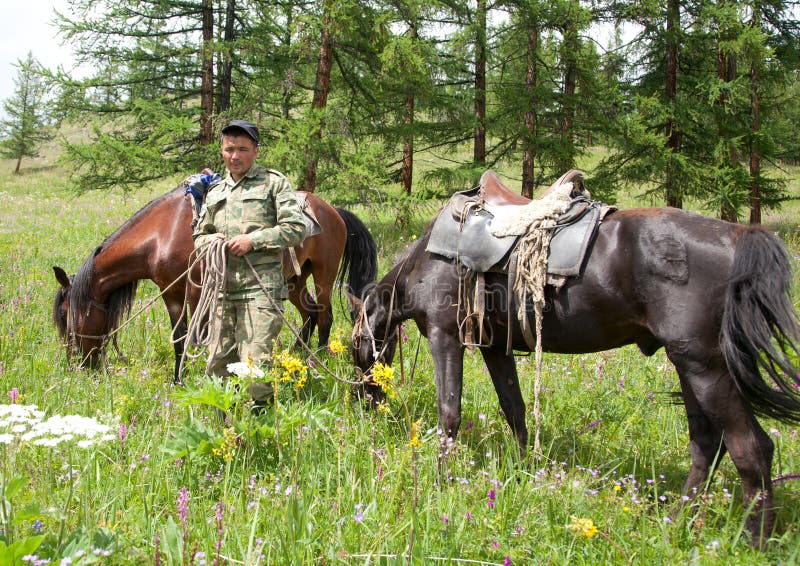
top-left (504, 557), bottom-right (512, 566)
top-left (177, 486), bottom-right (190, 529)
top-left (371, 363), bottom-right (396, 399)
top-left (31, 520), bottom-right (44, 534)
top-left (3, 407), bottom-right (114, 448)
top-left (409, 419), bottom-right (423, 449)
top-left (8, 388), bottom-right (19, 404)
top-left (377, 401), bottom-right (390, 414)
top-left (119, 422), bottom-right (127, 451)
top-left (487, 489), bottom-right (496, 509)
top-left (328, 340), bottom-right (346, 356)
top-left (354, 503), bottom-right (365, 523)
top-left (227, 359), bottom-right (265, 380)
top-left (567, 516), bottom-right (598, 538)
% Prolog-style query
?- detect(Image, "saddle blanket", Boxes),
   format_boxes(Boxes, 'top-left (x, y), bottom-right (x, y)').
top-left (426, 189), bottom-right (608, 278)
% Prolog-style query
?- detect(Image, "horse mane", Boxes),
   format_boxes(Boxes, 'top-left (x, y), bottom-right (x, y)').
top-left (64, 187), bottom-right (183, 339)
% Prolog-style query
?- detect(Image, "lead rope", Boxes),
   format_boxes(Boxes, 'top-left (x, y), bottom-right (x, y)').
top-left (181, 238), bottom-right (228, 375)
top-left (241, 255), bottom-right (364, 386)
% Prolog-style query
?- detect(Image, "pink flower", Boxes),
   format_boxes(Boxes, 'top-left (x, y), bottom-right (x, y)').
top-left (487, 488), bottom-right (496, 509)
top-left (177, 486), bottom-right (190, 528)
top-left (119, 423), bottom-right (127, 450)
top-left (8, 388), bottom-right (18, 404)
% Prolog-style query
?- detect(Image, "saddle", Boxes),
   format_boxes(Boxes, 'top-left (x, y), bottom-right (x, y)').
top-left (426, 169), bottom-right (609, 277)
top-left (426, 170), bottom-right (614, 353)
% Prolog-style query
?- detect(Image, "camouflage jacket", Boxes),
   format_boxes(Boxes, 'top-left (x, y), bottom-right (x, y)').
top-left (192, 165), bottom-right (306, 299)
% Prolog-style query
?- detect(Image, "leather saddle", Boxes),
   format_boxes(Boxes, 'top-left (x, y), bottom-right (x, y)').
top-left (426, 170), bottom-right (610, 277)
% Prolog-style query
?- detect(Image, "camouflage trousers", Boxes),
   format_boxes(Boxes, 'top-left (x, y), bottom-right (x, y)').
top-left (206, 294), bottom-right (284, 405)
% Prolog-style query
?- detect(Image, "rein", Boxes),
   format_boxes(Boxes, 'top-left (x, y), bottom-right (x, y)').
top-left (241, 255), bottom-right (365, 386)
top-left (352, 255), bottom-right (410, 377)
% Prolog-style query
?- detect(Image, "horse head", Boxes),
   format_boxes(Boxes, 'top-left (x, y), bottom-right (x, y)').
top-left (52, 264), bottom-right (116, 369)
top-left (347, 289), bottom-right (398, 403)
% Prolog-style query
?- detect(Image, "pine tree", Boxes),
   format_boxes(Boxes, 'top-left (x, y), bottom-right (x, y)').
top-left (0, 52), bottom-right (53, 174)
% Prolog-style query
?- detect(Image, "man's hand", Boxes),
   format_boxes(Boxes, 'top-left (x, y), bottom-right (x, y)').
top-left (226, 234), bottom-right (254, 256)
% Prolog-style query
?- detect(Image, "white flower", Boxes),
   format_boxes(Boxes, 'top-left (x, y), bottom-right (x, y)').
top-left (1, 405), bottom-right (114, 449)
top-left (227, 361), bottom-right (265, 379)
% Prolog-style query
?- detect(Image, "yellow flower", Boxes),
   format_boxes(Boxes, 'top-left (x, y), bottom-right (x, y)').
top-left (408, 419), bottom-right (423, 449)
top-left (567, 516), bottom-right (599, 538)
top-left (371, 363), bottom-right (397, 399)
top-left (273, 350), bottom-right (308, 384)
top-left (377, 402), bottom-right (391, 414)
top-left (328, 339), bottom-right (346, 356)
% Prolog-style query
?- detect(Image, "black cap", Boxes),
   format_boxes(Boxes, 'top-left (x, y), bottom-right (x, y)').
top-left (221, 120), bottom-right (259, 144)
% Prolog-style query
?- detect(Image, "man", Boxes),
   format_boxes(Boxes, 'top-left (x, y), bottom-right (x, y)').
top-left (193, 119), bottom-right (306, 408)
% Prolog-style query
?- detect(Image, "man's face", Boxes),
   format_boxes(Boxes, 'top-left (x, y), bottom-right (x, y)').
top-left (221, 133), bottom-right (259, 180)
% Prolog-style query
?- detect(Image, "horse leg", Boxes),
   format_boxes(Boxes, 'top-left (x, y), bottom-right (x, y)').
top-left (166, 298), bottom-right (188, 385)
top-left (677, 373), bottom-right (727, 497)
top-left (288, 274), bottom-right (317, 348)
top-left (429, 327), bottom-right (466, 444)
top-left (312, 278), bottom-right (336, 348)
top-left (480, 346), bottom-right (527, 456)
top-left (668, 344), bottom-right (775, 547)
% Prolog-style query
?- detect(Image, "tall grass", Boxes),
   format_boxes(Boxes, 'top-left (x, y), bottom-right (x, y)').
top-left (1, 154), bottom-right (800, 565)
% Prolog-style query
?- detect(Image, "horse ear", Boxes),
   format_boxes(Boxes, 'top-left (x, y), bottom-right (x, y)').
top-left (53, 266), bottom-right (71, 289)
top-left (345, 291), bottom-right (363, 312)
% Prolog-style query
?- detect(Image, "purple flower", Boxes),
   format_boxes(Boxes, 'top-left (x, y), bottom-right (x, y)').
top-left (504, 557), bottom-right (512, 566)
top-left (8, 388), bottom-right (19, 404)
top-left (177, 486), bottom-right (190, 528)
top-left (119, 423), bottom-right (127, 450)
top-left (487, 489), bottom-right (496, 509)
top-left (491, 539), bottom-right (500, 549)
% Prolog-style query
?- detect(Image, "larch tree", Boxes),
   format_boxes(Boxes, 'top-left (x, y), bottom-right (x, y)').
top-left (0, 52), bottom-right (54, 174)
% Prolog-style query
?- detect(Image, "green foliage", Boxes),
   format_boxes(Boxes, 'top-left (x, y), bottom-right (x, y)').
top-left (0, 52), bottom-right (54, 173)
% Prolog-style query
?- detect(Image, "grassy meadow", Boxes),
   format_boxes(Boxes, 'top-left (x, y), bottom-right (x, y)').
top-left (2, 146), bottom-right (800, 565)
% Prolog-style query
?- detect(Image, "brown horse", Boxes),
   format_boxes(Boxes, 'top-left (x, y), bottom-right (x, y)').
top-left (53, 177), bottom-right (377, 383)
top-left (351, 182), bottom-right (800, 547)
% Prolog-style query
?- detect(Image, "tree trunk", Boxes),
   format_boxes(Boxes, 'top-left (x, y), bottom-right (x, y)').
top-left (217, 0), bottom-right (236, 114)
top-left (521, 21), bottom-right (538, 199)
top-left (474, 0), bottom-right (486, 165)
top-left (402, 93), bottom-right (414, 194)
top-left (14, 156), bottom-right (22, 174)
top-left (664, 0), bottom-right (682, 208)
top-left (301, 8), bottom-right (334, 193)
top-left (748, 54), bottom-right (761, 224)
top-left (558, 3), bottom-right (578, 173)
top-left (199, 0), bottom-right (214, 146)
top-left (718, 49), bottom-right (738, 222)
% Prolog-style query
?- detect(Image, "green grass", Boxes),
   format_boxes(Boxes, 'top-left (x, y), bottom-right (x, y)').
top-left (1, 151), bottom-right (800, 565)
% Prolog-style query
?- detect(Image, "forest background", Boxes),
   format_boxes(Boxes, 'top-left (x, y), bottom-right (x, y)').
top-left (2, 0), bottom-right (799, 221)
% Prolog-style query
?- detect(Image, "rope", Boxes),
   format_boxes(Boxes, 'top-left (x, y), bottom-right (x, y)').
top-left (241, 255), bottom-right (364, 386)
top-left (181, 238), bottom-right (228, 374)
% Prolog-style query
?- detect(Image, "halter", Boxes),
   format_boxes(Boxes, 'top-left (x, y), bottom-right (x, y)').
top-left (352, 256), bottom-right (408, 374)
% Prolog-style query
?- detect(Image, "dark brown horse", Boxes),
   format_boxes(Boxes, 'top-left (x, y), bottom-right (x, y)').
top-left (351, 185), bottom-right (800, 546)
top-left (53, 177), bottom-right (377, 383)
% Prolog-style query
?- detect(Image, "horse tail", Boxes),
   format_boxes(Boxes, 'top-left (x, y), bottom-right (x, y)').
top-left (335, 207), bottom-right (378, 301)
top-left (721, 226), bottom-right (800, 423)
